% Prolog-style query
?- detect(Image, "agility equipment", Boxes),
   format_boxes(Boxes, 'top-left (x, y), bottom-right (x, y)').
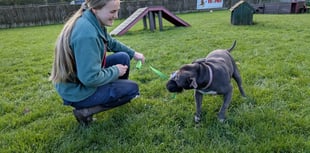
top-left (110, 6), bottom-right (190, 36)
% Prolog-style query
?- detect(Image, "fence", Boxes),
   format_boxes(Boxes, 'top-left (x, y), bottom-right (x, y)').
top-left (0, 0), bottom-right (236, 28)
top-left (0, 4), bottom-right (80, 28)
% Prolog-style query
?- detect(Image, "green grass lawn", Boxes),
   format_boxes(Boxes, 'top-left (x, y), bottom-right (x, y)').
top-left (0, 10), bottom-right (309, 152)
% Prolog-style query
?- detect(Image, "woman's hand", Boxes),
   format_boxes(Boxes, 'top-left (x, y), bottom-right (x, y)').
top-left (133, 52), bottom-right (145, 63)
top-left (116, 64), bottom-right (128, 76)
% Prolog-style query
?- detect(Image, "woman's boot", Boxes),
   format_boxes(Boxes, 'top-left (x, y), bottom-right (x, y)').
top-left (73, 105), bottom-right (110, 125)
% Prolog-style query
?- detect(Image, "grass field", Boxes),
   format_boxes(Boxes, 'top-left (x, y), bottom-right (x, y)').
top-left (0, 10), bottom-right (310, 152)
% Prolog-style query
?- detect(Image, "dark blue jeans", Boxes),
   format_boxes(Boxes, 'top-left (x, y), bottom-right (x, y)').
top-left (64, 52), bottom-right (140, 109)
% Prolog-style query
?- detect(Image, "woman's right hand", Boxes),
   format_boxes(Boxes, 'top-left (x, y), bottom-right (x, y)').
top-left (133, 52), bottom-right (145, 63)
top-left (116, 64), bottom-right (128, 76)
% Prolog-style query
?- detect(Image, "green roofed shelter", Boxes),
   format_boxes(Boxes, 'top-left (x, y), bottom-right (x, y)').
top-left (230, 0), bottom-right (256, 25)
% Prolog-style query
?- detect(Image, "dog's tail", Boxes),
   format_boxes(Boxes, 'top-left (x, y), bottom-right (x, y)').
top-left (227, 40), bottom-right (237, 52)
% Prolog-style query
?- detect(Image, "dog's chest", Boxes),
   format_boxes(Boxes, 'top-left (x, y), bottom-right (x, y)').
top-left (196, 89), bottom-right (217, 95)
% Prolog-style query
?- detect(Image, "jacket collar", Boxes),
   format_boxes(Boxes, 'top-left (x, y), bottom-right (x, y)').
top-left (83, 9), bottom-right (107, 42)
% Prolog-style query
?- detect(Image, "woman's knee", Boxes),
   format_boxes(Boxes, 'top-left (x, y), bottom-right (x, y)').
top-left (107, 52), bottom-right (130, 67)
top-left (126, 80), bottom-right (139, 95)
top-left (117, 52), bottom-right (130, 63)
top-left (118, 52), bottom-right (130, 58)
top-left (122, 80), bottom-right (139, 97)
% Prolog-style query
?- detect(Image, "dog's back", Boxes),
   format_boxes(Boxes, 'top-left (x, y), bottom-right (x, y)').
top-left (202, 41), bottom-right (239, 82)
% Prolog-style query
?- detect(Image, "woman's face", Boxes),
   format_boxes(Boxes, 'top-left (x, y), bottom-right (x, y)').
top-left (92, 0), bottom-right (120, 26)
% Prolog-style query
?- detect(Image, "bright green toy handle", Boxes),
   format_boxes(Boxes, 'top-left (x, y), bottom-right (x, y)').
top-left (136, 60), bottom-right (142, 69)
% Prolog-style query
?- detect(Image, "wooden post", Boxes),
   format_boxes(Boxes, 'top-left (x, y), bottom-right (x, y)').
top-left (143, 16), bottom-right (147, 29)
top-left (152, 11), bottom-right (156, 30)
top-left (158, 10), bottom-right (163, 31)
top-left (148, 11), bottom-right (155, 31)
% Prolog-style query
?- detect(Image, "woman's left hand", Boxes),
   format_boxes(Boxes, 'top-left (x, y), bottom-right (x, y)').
top-left (133, 52), bottom-right (145, 63)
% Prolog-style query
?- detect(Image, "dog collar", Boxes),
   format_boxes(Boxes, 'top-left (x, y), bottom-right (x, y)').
top-left (201, 64), bottom-right (213, 90)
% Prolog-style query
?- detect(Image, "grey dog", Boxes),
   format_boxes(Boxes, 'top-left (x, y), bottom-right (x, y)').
top-left (166, 40), bottom-right (246, 123)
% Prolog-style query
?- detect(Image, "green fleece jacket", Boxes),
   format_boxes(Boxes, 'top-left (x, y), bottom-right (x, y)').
top-left (55, 9), bottom-right (135, 102)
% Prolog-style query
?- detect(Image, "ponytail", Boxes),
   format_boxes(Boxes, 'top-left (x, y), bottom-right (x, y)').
top-left (49, 5), bottom-right (85, 83)
top-left (49, 0), bottom-right (112, 83)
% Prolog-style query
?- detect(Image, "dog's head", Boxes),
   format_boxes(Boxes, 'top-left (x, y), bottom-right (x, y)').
top-left (166, 64), bottom-right (199, 93)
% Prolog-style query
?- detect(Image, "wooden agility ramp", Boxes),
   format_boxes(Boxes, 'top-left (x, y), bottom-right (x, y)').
top-left (110, 6), bottom-right (190, 36)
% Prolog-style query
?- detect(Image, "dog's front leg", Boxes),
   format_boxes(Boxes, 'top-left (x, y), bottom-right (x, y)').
top-left (194, 90), bottom-right (203, 123)
top-left (218, 91), bottom-right (232, 122)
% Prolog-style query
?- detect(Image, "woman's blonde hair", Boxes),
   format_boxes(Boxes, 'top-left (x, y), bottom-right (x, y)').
top-left (49, 0), bottom-right (113, 83)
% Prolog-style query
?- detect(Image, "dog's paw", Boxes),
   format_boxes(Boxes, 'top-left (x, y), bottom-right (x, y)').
top-left (194, 115), bottom-right (201, 123)
top-left (218, 118), bottom-right (225, 123)
top-left (217, 114), bottom-right (226, 123)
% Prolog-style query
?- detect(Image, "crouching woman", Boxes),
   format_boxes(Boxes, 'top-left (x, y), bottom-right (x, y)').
top-left (49, 0), bottom-right (145, 125)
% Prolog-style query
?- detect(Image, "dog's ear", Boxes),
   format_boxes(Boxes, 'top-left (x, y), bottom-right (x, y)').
top-left (189, 77), bottom-right (198, 88)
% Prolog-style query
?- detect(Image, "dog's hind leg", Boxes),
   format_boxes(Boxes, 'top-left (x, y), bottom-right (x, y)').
top-left (194, 90), bottom-right (203, 123)
top-left (232, 69), bottom-right (246, 97)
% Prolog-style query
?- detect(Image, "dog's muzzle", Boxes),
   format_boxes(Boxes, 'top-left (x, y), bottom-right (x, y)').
top-left (166, 71), bottom-right (183, 93)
